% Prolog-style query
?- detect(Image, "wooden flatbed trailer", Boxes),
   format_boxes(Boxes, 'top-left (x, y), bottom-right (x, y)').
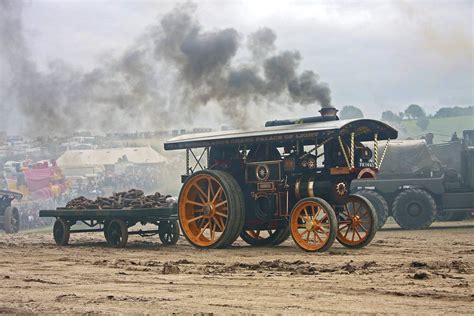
top-left (39, 206), bottom-right (179, 247)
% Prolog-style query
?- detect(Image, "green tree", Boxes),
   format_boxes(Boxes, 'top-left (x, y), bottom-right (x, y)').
top-left (381, 110), bottom-right (401, 122)
top-left (339, 105), bottom-right (364, 119)
top-left (404, 104), bottom-right (426, 119)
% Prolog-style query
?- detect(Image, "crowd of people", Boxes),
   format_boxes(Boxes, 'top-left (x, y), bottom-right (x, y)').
top-left (70, 166), bottom-right (162, 200)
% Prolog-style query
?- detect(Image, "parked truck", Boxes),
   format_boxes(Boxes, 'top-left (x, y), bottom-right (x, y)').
top-left (352, 130), bottom-right (474, 229)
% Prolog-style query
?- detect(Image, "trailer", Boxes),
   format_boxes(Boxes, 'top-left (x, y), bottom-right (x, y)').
top-left (39, 206), bottom-right (179, 247)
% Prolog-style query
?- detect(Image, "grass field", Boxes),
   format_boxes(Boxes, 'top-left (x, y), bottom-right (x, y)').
top-left (400, 115), bottom-right (474, 143)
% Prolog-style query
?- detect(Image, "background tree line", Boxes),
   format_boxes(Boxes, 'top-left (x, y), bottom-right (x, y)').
top-left (339, 104), bottom-right (472, 132)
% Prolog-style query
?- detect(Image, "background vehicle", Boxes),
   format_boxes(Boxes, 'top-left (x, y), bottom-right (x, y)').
top-left (164, 108), bottom-right (397, 252)
top-left (352, 130), bottom-right (474, 229)
top-left (0, 190), bottom-right (22, 233)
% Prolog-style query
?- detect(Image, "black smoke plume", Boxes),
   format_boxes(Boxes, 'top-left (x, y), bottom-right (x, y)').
top-left (0, 1), bottom-right (331, 136)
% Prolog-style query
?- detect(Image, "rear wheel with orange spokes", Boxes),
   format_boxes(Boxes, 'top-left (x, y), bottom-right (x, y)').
top-left (336, 194), bottom-right (377, 248)
top-left (178, 170), bottom-right (245, 249)
top-left (290, 198), bottom-right (337, 252)
top-left (240, 225), bottom-right (290, 246)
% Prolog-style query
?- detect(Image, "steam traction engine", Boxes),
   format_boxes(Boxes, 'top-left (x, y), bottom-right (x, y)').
top-left (164, 108), bottom-right (397, 252)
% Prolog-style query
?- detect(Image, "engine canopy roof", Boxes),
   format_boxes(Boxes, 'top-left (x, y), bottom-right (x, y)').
top-left (164, 118), bottom-right (398, 151)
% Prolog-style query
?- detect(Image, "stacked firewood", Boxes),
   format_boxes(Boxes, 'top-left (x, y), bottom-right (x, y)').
top-left (63, 189), bottom-right (174, 210)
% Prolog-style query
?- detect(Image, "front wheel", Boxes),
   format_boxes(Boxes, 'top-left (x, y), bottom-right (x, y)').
top-left (336, 194), bottom-right (377, 248)
top-left (290, 197), bottom-right (337, 252)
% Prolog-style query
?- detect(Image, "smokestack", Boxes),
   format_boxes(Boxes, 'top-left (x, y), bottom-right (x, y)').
top-left (319, 106), bottom-right (338, 118)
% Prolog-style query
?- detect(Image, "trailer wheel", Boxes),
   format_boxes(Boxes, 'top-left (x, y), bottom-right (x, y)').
top-left (392, 189), bottom-right (436, 230)
top-left (355, 190), bottom-right (389, 229)
top-left (178, 170), bottom-right (245, 249)
top-left (107, 219), bottom-right (128, 247)
top-left (159, 220), bottom-right (180, 245)
top-left (103, 220), bottom-right (111, 243)
top-left (240, 225), bottom-right (290, 246)
top-left (336, 194), bottom-right (377, 248)
top-left (53, 218), bottom-right (70, 246)
top-left (3, 206), bottom-right (20, 234)
top-left (290, 197), bottom-right (337, 252)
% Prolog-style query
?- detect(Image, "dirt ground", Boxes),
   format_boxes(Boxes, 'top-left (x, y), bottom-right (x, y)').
top-left (0, 221), bottom-right (473, 314)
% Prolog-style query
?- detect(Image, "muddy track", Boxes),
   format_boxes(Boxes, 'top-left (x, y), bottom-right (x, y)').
top-left (0, 221), bottom-right (473, 314)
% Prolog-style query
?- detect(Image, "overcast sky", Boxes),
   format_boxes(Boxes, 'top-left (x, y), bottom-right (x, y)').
top-left (5, 0), bottom-right (474, 133)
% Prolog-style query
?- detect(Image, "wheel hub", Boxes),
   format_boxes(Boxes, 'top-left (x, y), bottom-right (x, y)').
top-left (203, 204), bottom-right (215, 217)
top-left (305, 219), bottom-right (321, 231)
top-left (407, 202), bottom-right (422, 217)
top-left (351, 215), bottom-right (361, 228)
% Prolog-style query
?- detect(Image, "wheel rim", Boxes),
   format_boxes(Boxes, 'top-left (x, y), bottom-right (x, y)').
top-left (290, 200), bottom-right (331, 251)
top-left (109, 222), bottom-right (123, 245)
top-left (337, 196), bottom-right (372, 245)
top-left (179, 174), bottom-right (228, 247)
top-left (407, 202), bottom-right (423, 217)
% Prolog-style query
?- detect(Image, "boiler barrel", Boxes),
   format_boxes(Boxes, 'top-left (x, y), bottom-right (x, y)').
top-left (265, 116), bottom-right (338, 127)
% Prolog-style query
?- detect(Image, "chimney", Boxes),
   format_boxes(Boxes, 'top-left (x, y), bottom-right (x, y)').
top-left (319, 106), bottom-right (338, 118)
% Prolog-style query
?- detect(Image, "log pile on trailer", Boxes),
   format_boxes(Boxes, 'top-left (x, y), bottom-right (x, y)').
top-left (64, 189), bottom-right (173, 209)
top-left (39, 191), bottom-right (179, 247)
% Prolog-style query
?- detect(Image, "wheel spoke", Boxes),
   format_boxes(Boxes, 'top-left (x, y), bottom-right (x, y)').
top-left (358, 223), bottom-right (368, 233)
top-left (213, 217), bottom-right (224, 231)
top-left (215, 200), bottom-right (227, 208)
top-left (215, 216), bottom-right (226, 230)
top-left (303, 207), bottom-right (309, 219)
top-left (305, 231), bottom-right (311, 242)
top-left (248, 230), bottom-right (258, 238)
top-left (320, 214), bottom-right (328, 223)
top-left (314, 206), bottom-right (321, 219)
top-left (210, 221), bottom-right (216, 241)
top-left (338, 223), bottom-right (350, 230)
top-left (211, 187), bottom-right (223, 204)
top-left (354, 229), bottom-right (362, 240)
top-left (186, 200), bottom-right (205, 207)
top-left (314, 231), bottom-right (323, 243)
top-left (344, 225), bottom-right (351, 238)
top-left (207, 178), bottom-right (212, 202)
top-left (197, 221), bottom-right (210, 238)
top-left (187, 215), bottom-right (204, 223)
top-left (193, 184), bottom-right (208, 203)
top-left (215, 211), bottom-right (228, 218)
